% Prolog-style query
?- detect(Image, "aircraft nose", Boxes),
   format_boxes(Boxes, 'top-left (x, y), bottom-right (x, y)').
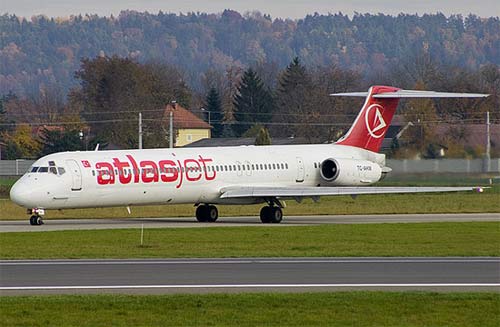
top-left (10, 179), bottom-right (32, 207)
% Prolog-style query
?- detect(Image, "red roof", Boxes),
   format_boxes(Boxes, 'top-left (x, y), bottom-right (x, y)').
top-left (162, 103), bottom-right (211, 129)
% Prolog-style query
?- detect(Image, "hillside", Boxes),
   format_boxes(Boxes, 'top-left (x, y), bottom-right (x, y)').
top-left (1, 10), bottom-right (499, 96)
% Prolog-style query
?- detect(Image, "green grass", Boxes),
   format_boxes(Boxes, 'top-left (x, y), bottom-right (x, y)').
top-left (1, 292), bottom-right (498, 326)
top-left (2, 187), bottom-right (499, 220)
top-left (1, 222), bottom-right (498, 259)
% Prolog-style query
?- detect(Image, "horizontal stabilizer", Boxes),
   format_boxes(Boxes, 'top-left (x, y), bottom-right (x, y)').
top-left (330, 89), bottom-right (489, 98)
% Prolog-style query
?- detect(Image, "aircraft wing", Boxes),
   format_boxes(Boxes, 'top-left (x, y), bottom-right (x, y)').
top-left (219, 186), bottom-right (483, 199)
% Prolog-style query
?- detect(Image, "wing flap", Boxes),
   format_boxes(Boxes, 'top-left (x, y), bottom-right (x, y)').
top-left (220, 186), bottom-right (481, 199)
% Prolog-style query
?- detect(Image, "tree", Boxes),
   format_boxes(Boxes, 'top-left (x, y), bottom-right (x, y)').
top-left (399, 80), bottom-right (439, 157)
top-left (233, 68), bottom-right (274, 136)
top-left (204, 87), bottom-right (224, 138)
top-left (2, 125), bottom-right (41, 159)
top-left (274, 57), bottom-right (317, 140)
top-left (0, 92), bottom-right (17, 133)
top-left (74, 56), bottom-right (192, 148)
top-left (39, 128), bottom-right (84, 155)
top-left (255, 126), bottom-right (271, 145)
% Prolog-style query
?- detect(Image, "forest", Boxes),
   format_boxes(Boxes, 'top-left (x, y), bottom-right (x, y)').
top-left (1, 10), bottom-right (499, 96)
top-left (0, 10), bottom-right (499, 159)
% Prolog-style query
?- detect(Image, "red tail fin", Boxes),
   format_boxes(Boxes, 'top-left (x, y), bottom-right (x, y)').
top-left (335, 86), bottom-right (401, 152)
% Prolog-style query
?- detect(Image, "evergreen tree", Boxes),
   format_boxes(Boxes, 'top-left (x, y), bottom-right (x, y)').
top-left (205, 87), bottom-right (224, 138)
top-left (233, 68), bottom-right (274, 136)
top-left (274, 57), bottom-right (314, 139)
top-left (39, 128), bottom-right (85, 155)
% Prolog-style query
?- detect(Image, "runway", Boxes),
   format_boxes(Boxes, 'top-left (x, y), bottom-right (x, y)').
top-left (1, 213), bottom-right (498, 232)
top-left (1, 257), bottom-right (499, 295)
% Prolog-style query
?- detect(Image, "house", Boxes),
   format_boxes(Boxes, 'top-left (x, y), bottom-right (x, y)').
top-left (162, 102), bottom-right (211, 147)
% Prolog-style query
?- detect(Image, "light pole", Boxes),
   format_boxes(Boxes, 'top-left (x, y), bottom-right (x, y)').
top-left (201, 107), bottom-right (211, 125)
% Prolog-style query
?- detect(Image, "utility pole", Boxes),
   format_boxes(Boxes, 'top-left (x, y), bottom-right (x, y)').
top-left (138, 112), bottom-right (143, 149)
top-left (169, 111), bottom-right (173, 148)
top-left (485, 111), bottom-right (491, 172)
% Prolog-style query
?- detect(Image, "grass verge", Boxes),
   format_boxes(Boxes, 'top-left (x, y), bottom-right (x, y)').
top-left (1, 222), bottom-right (498, 259)
top-left (2, 186), bottom-right (499, 220)
top-left (1, 292), bottom-right (498, 327)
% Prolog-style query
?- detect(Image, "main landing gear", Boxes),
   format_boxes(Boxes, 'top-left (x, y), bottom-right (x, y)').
top-left (260, 206), bottom-right (283, 224)
top-left (195, 199), bottom-right (284, 224)
top-left (196, 204), bottom-right (219, 222)
top-left (260, 198), bottom-right (283, 224)
top-left (28, 208), bottom-right (44, 226)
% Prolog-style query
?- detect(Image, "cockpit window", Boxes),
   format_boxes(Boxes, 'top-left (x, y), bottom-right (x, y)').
top-left (30, 162), bottom-right (66, 175)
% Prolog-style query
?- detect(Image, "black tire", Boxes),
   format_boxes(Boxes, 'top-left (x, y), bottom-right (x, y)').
top-left (270, 207), bottom-right (283, 224)
top-left (29, 215), bottom-right (37, 225)
top-left (207, 205), bottom-right (218, 222)
top-left (196, 205), bottom-right (208, 222)
top-left (260, 206), bottom-right (272, 223)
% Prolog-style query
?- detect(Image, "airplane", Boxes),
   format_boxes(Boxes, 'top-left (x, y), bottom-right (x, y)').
top-left (9, 85), bottom-right (488, 225)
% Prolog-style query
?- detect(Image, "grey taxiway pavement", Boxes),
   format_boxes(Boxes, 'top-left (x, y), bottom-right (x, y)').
top-left (1, 213), bottom-right (499, 232)
top-left (1, 257), bottom-right (499, 295)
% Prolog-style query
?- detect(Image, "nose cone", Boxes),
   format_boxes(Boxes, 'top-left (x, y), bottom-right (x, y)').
top-left (10, 179), bottom-right (32, 207)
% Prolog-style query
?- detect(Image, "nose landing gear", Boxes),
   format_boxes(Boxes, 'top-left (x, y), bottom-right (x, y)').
top-left (27, 208), bottom-right (44, 226)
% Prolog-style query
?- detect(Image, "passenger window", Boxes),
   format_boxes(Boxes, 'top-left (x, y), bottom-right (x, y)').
top-left (281, 163), bottom-right (284, 169)
top-left (286, 163), bottom-right (289, 169)
top-left (273, 164), bottom-right (276, 170)
top-left (233, 165), bottom-right (236, 171)
top-left (260, 164), bottom-right (263, 170)
top-left (252, 164), bottom-right (255, 170)
top-left (92, 170), bottom-right (95, 176)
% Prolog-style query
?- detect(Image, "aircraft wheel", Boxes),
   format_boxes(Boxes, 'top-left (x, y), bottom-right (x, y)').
top-left (29, 215), bottom-right (43, 226)
top-left (196, 205), bottom-right (208, 222)
top-left (260, 206), bottom-right (272, 223)
top-left (207, 205), bottom-right (218, 222)
top-left (270, 207), bottom-right (283, 224)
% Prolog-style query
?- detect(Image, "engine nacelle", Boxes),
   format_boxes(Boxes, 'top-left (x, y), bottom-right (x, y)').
top-left (319, 158), bottom-right (382, 185)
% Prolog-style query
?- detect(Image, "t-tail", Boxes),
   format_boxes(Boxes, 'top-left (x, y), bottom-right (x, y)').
top-left (331, 85), bottom-right (489, 153)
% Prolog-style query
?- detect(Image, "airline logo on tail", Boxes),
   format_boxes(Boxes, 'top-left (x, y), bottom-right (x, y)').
top-left (331, 85), bottom-right (488, 153)
top-left (365, 104), bottom-right (387, 138)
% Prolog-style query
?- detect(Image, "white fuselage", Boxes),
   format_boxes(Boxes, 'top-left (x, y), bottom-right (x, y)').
top-left (10, 144), bottom-right (385, 210)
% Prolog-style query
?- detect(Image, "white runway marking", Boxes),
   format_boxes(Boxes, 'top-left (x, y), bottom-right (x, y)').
top-left (2, 258), bottom-right (499, 265)
top-left (2, 283), bottom-right (499, 291)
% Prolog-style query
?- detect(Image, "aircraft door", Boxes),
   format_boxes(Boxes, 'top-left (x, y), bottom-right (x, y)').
top-left (66, 159), bottom-right (82, 191)
top-left (296, 157), bottom-right (305, 182)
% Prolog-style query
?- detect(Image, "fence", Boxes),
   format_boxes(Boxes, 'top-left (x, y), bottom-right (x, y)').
top-left (0, 160), bottom-right (35, 175)
top-left (1, 158), bottom-right (499, 176)
top-left (386, 158), bottom-right (500, 174)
